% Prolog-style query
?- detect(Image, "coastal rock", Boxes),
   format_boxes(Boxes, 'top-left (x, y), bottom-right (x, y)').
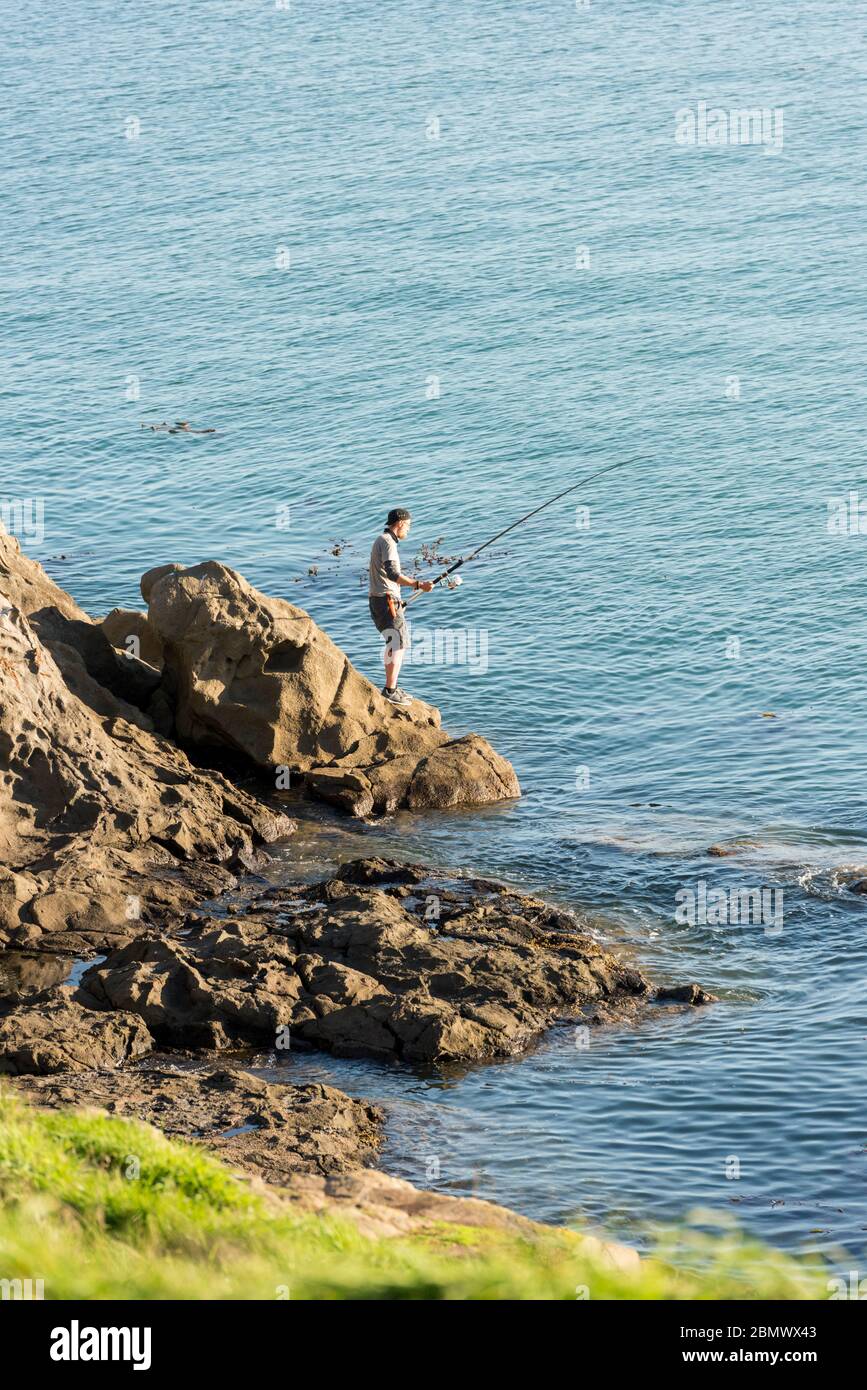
top-left (11, 1065), bottom-right (638, 1263)
top-left (227, 844), bottom-right (273, 875)
top-left (100, 608), bottom-right (164, 671)
top-left (834, 868), bottom-right (867, 895)
top-left (145, 560), bottom-right (520, 815)
top-left (656, 982), bottom-right (716, 1006)
top-left (140, 563), bottom-right (186, 604)
top-left (0, 990), bottom-right (151, 1074)
top-left (76, 857), bottom-right (705, 1065)
top-left (13, 1066), bottom-right (382, 1180)
top-left (0, 531), bottom-right (160, 719)
top-left (272, 1169), bottom-right (640, 1259)
top-left (0, 535), bottom-right (295, 950)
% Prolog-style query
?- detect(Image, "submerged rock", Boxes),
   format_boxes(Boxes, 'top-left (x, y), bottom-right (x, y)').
top-left (78, 857), bottom-right (710, 1065)
top-left (656, 982), bottom-right (716, 1006)
top-left (834, 868), bottom-right (867, 895)
top-left (145, 560), bottom-right (520, 815)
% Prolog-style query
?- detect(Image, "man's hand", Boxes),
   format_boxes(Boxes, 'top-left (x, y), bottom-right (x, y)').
top-left (399, 573), bottom-right (435, 592)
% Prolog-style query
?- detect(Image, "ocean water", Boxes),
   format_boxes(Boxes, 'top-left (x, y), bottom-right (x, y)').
top-left (3, 0), bottom-right (867, 1261)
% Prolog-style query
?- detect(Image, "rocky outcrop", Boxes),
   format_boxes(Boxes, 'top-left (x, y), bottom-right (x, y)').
top-left (145, 560), bottom-right (520, 816)
top-left (0, 990), bottom-right (151, 1074)
top-left (0, 535), bottom-right (707, 1266)
top-left (78, 857), bottom-right (713, 1065)
top-left (0, 533), bottom-right (294, 951)
top-left (14, 1065), bottom-right (383, 1179)
top-left (0, 531), bottom-right (162, 720)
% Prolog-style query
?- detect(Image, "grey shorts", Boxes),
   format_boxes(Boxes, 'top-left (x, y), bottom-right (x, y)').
top-left (369, 595), bottom-right (407, 651)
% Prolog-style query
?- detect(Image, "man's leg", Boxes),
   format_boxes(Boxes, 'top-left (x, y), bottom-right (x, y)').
top-left (370, 598), bottom-right (411, 703)
top-left (384, 633), bottom-right (404, 691)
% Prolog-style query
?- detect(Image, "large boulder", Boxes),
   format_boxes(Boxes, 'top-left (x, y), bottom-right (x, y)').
top-left (146, 561), bottom-right (520, 815)
top-left (0, 536), bottom-right (294, 950)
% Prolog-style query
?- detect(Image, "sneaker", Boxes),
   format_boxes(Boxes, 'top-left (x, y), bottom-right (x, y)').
top-left (382, 686), bottom-right (412, 706)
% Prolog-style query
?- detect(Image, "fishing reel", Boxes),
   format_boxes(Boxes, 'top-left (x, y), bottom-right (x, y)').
top-left (406, 570), bottom-right (462, 606)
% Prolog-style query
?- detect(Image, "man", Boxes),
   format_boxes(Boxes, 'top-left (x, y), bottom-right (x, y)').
top-left (369, 508), bottom-right (433, 704)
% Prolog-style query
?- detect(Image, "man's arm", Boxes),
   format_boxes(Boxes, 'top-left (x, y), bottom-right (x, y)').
top-left (382, 541), bottom-right (433, 592)
top-left (398, 571), bottom-right (433, 591)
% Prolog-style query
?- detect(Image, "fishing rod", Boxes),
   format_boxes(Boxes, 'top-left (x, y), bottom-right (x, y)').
top-left (405, 452), bottom-right (643, 606)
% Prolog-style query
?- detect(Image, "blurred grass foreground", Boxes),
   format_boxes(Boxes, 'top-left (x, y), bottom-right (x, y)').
top-left (0, 1089), bottom-right (828, 1301)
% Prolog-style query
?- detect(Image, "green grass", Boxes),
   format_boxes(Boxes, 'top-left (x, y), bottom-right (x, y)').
top-left (0, 1089), bottom-right (830, 1300)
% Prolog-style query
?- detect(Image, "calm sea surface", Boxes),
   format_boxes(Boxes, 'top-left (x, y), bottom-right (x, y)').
top-left (2, 0), bottom-right (867, 1260)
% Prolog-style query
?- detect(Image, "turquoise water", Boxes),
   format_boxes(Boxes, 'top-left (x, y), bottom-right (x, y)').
top-left (3, 0), bottom-right (867, 1258)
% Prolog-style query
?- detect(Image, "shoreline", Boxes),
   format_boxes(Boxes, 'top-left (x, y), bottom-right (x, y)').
top-left (0, 536), bottom-right (714, 1272)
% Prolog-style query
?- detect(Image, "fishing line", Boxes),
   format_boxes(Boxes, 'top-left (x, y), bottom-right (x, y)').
top-left (406, 452), bottom-right (643, 606)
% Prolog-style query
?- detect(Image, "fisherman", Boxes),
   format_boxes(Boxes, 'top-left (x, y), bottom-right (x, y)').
top-left (367, 460), bottom-right (629, 704)
top-left (369, 508), bottom-right (433, 705)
